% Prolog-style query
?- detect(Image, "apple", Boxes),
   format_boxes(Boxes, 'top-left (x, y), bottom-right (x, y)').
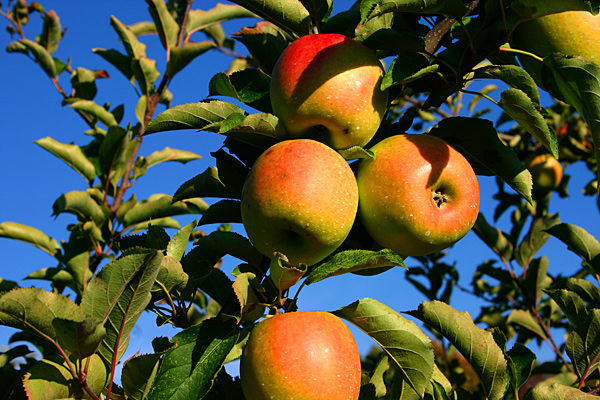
top-left (240, 311), bottom-right (361, 400)
top-left (525, 153), bottom-right (563, 194)
top-left (356, 134), bottom-right (480, 257)
top-left (240, 139), bottom-right (359, 267)
top-left (511, 11), bottom-right (600, 87)
top-left (270, 33), bottom-right (389, 150)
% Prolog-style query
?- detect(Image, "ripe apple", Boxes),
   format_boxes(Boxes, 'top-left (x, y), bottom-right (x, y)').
top-left (511, 11), bottom-right (600, 87)
top-left (240, 139), bottom-right (359, 267)
top-left (270, 33), bottom-right (389, 150)
top-left (240, 311), bottom-right (361, 400)
top-left (356, 134), bottom-right (480, 257)
top-left (525, 153), bottom-right (563, 194)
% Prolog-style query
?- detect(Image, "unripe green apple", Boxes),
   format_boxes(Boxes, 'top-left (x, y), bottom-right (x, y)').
top-left (240, 311), bottom-right (361, 400)
top-left (270, 33), bottom-right (389, 150)
top-left (356, 134), bottom-right (480, 257)
top-left (240, 139), bottom-right (359, 267)
top-left (511, 11), bottom-right (600, 87)
top-left (525, 153), bottom-right (563, 194)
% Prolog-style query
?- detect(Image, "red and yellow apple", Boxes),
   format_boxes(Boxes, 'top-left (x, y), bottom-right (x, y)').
top-left (270, 33), bottom-right (389, 150)
top-left (240, 311), bottom-right (361, 400)
top-left (356, 134), bottom-right (480, 257)
top-left (525, 153), bottom-right (563, 194)
top-left (511, 11), bottom-right (600, 87)
top-left (240, 139), bottom-right (359, 267)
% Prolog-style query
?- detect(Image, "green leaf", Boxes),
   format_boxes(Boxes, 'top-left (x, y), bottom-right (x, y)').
top-left (516, 214), bottom-right (561, 268)
top-left (122, 193), bottom-right (208, 228)
top-left (335, 298), bottom-right (434, 398)
top-left (70, 99), bottom-right (119, 128)
top-left (194, 230), bottom-right (264, 268)
top-left (145, 0), bottom-right (179, 53)
top-left (147, 318), bottom-right (240, 399)
top-left (52, 318), bottom-right (106, 360)
top-left (173, 166), bottom-right (239, 201)
top-left (198, 199), bottom-right (242, 226)
top-left (523, 256), bottom-right (552, 304)
top-left (39, 10), bottom-right (61, 54)
top-left (93, 48), bottom-right (135, 85)
top-left (0, 222), bottom-right (61, 257)
top-left (110, 15), bottom-right (147, 59)
top-left (566, 309), bottom-right (600, 382)
top-left (166, 220), bottom-right (197, 262)
top-left (524, 383), bottom-right (599, 399)
top-left (52, 189), bottom-right (109, 225)
top-left (559, 278), bottom-right (600, 309)
top-left (70, 67), bottom-right (101, 101)
top-left (80, 250), bottom-right (164, 364)
top-left (410, 301), bottom-right (510, 400)
top-left (145, 99), bottom-right (245, 135)
top-left (233, 21), bottom-right (291, 75)
top-left (167, 41), bottom-right (217, 78)
top-left (0, 287), bottom-right (84, 343)
top-left (218, 113), bottom-right (285, 148)
top-left (186, 4), bottom-right (257, 38)
top-left (498, 88), bottom-right (558, 158)
top-left (122, 352), bottom-right (163, 400)
top-left (209, 68), bottom-right (272, 113)
top-left (365, 0), bottom-right (467, 21)
top-left (382, 53), bottom-right (439, 91)
top-left (17, 38), bottom-right (57, 77)
top-left (547, 223), bottom-right (600, 276)
top-left (269, 253), bottom-right (306, 292)
top-left (154, 255), bottom-right (188, 296)
top-left (306, 249), bottom-right (405, 285)
top-left (506, 343), bottom-right (536, 391)
top-left (132, 56), bottom-right (160, 95)
top-left (473, 64), bottom-right (541, 105)
top-left (472, 213), bottom-right (514, 262)
top-left (23, 354), bottom-right (107, 399)
top-left (546, 289), bottom-right (588, 330)
top-left (430, 117), bottom-right (533, 202)
top-left (507, 309), bottom-right (547, 339)
top-left (144, 146), bottom-right (202, 169)
top-left (35, 136), bottom-right (96, 184)
top-left (227, 0), bottom-right (313, 37)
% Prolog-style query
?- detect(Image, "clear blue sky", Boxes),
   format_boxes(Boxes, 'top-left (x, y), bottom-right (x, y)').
top-left (1, 0), bottom-right (599, 379)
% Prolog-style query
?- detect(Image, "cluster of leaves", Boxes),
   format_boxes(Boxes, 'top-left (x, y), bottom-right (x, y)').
top-left (1, 0), bottom-right (600, 399)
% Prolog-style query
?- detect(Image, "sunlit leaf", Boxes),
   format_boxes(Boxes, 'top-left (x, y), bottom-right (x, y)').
top-left (70, 99), bottom-right (119, 128)
top-left (498, 88), bottom-right (558, 158)
top-left (145, 0), bottom-right (179, 53)
top-left (122, 193), bottom-right (208, 228)
top-left (0, 222), bottom-right (61, 257)
top-left (93, 48), bottom-right (135, 85)
top-left (15, 38), bottom-right (57, 77)
top-left (508, 309), bottom-right (547, 339)
top-left (365, 0), bottom-right (467, 21)
top-left (110, 15), bottom-right (147, 59)
top-left (186, 4), bottom-right (257, 38)
top-left (306, 249), bottom-right (405, 284)
top-left (336, 298), bottom-right (434, 397)
top-left (382, 53), bottom-right (438, 91)
top-left (52, 189), bottom-right (109, 225)
top-left (547, 223), bottom-right (600, 275)
top-left (35, 137), bottom-right (96, 184)
top-left (524, 383), bottom-right (598, 399)
top-left (167, 41), bottom-right (217, 78)
top-left (227, 0), bottom-right (312, 36)
top-left (144, 146), bottom-right (202, 169)
top-left (80, 250), bottom-right (163, 364)
top-left (147, 318), bottom-right (240, 399)
top-left (473, 64), bottom-right (541, 105)
top-left (233, 21), bottom-right (291, 75)
top-left (39, 10), bottom-right (61, 54)
top-left (410, 301), bottom-right (510, 400)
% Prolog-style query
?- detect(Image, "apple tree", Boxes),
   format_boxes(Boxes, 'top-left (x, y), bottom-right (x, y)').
top-left (1, 0), bottom-right (600, 399)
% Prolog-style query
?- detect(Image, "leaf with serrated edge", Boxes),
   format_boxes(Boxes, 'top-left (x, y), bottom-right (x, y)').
top-left (306, 249), bottom-right (405, 285)
top-left (52, 318), bottom-right (106, 360)
top-left (145, 147), bottom-right (202, 169)
top-left (227, 0), bottom-right (312, 36)
top-left (122, 193), bottom-right (208, 228)
top-left (147, 318), bottom-right (239, 399)
top-left (335, 298), bottom-right (434, 397)
top-left (547, 223), bottom-right (600, 275)
top-left (167, 220), bottom-right (197, 262)
top-left (0, 222), bottom-right (61, 257)
top-left (80, 250), bottom-right (163, 364)
top-left (410, 301), bottom-right (509, 400)
top-left (566, 309), bottom-right (600, 382)
top-left (366, 0), bottom-right (466, 21)
top-left (122, 352), bottom-right (162, 400)
top-left (0, 287), bottom-right (84, 343)
top-left (499, 88), bottom-right (558, 158)
top-left (524, 382), bottom-right (599, 399)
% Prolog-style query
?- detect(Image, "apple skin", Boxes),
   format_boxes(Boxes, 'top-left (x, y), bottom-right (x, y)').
top-left (240, 139), bottom-right (359, 267)
top-left (356, 134), bottom-right (480, 257)
top-left (240, 311), bottom-right (361, 400)
top-left (270, 33), bottom-right (389, 150)
top-left (511, 11), bottom-right (600, 87)
top-left (525, 153), bottom-right (563, 194)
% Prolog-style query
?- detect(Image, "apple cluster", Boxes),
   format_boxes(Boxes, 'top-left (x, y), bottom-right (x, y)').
top-left (239, 33), bottom-right (481, 400)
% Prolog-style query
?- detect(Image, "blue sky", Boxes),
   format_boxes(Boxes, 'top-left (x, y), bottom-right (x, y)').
top-left (1, 0), bottom-right (599, 379)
